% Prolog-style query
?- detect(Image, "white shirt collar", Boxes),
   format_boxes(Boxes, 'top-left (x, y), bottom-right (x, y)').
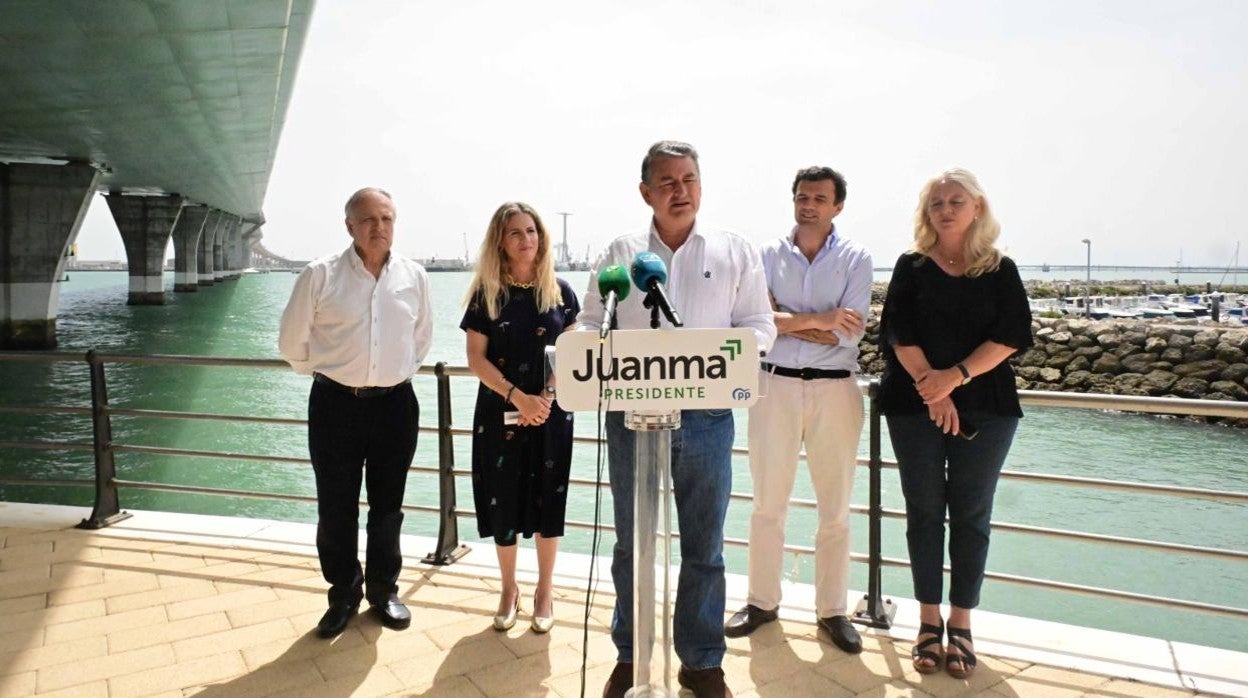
top-left (648, 219), bottom-right (704, 253)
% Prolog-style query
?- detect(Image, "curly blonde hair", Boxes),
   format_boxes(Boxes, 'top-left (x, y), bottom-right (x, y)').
top-left (464, 202), bottom-right (560, 319)
top-left (912, 168), bottom-right (1003, 278)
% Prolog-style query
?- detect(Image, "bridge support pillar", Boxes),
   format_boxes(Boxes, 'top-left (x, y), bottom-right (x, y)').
top-left (0, 162), bottom-right (100, 349)
top-left (227, 236), bottom-right (241, 278)
top-left (241, 226), bottom-right (263, 271)
top-left (105, 193), bottom-right (183, 304)
top-left (212, 214), bottom-right (235, 282)
top-left (198, 210), bottom-right (222, 286)
top-left (226, 220), bottom-right (260, 279)
top-left (171, 205), bottom-right (208, 292)
top-left (221, 218), bottom-right (240, 280)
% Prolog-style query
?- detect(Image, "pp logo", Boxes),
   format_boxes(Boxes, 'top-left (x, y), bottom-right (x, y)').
top-left (731, 387), bottom-right (751, 401)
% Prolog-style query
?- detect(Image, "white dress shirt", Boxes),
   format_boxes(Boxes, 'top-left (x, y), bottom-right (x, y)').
top-left (279, 245), bottom-right (433, 387)
top-left (576, 221), bottom-right (776, 353)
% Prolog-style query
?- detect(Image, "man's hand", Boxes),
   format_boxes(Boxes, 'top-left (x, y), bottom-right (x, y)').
top-left (774, 299), bottom-right (865, 341)
top-left (812, 308), bottom-right (865, 336)
top-left (789, 328), bottom-right (840, 345)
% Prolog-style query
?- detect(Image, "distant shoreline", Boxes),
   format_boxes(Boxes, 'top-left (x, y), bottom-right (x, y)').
top-left (67, 262), bottom-right (1248, 276)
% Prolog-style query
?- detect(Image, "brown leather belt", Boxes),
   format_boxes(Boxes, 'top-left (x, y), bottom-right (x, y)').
top-left (313, 372), bottom-right (409, 398)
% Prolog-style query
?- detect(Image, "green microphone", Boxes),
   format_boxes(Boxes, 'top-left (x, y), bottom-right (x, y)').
top-left (598, 264), bottom-right (631, 340)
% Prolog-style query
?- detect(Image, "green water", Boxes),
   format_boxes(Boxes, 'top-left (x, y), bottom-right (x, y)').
top-left (0, 271), bottom-right (1244, 651)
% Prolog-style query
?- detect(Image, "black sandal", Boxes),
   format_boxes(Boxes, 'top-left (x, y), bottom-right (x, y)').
top-left (945, 626), bottom-right (978, 679)
top-left (911, 620), bottom-right (944, 674)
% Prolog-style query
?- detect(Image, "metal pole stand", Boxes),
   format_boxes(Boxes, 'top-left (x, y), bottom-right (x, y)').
top-left (624, 409), bottom-right (679, 698)
top-left (423, 362), bottom-right (469, 565)
top-left (852, 382), bottom-right (896, 628)
top-left (78, 349), bottom-right (132, 529)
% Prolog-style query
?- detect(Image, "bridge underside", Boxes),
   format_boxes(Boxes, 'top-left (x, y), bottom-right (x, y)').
top-left (0, 1), bottom-right (314, 347)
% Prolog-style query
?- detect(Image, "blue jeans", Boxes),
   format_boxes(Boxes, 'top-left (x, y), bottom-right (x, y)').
top-left (606, 409), bottom-right (734, 670)
top-left (886, 411), bottom-right (1018, 609)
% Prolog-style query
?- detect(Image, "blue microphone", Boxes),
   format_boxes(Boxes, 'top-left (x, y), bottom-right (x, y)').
top-left (630, 251), bottom-right (683, 327)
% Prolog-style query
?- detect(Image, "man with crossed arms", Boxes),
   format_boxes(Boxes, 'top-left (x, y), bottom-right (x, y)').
top-left (724, 166), bottom-right (872, 654)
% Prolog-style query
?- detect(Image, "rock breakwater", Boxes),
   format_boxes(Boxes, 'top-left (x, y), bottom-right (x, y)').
top-left (856, 316), bottom-right (1248, 421)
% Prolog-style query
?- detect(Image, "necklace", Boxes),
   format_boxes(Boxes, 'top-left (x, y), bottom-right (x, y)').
top-left (505, 274), bottom-right (536, 289)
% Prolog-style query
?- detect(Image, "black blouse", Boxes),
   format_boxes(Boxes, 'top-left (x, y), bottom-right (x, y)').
top-left (877, 252), bottom-right (1033, 417)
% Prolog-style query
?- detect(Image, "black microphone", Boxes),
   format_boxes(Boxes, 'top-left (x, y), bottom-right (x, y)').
top-left (597, 264), bottom-right (631, 340)
top-left (630, 251), bottom-right (683, 327)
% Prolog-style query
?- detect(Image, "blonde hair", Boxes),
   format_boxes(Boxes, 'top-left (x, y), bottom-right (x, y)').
top-left (464, 202), bottom-right (561, 319)
top-left (912, 168), bottom-right (1003, 278)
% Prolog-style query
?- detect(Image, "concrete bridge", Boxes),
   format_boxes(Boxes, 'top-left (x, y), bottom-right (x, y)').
top-left (0, 1), bottom-right (315, 348)
top-left (250, 240), bottom-right (309, 272)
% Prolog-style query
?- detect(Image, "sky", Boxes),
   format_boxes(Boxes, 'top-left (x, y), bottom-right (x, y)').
top-left (72, 0), bottom-right (1248, 269)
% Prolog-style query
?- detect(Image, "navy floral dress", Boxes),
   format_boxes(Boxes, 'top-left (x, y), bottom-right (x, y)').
top-left (459, 279), bottom-right (579, 545)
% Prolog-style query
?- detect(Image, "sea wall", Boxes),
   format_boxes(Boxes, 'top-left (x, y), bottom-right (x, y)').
top-left (856, 316), bottom-right (1248, 406)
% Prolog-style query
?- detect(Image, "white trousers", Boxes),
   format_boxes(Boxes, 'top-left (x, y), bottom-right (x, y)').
top-left (746, 372), bottom-right (864, 617)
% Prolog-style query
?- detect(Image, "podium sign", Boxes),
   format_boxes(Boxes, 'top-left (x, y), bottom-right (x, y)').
top-left (554, 328), bottom-right (760, 411)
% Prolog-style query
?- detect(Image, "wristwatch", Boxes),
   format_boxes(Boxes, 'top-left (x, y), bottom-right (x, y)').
top-left (955, 363), bottom-right (972, 385)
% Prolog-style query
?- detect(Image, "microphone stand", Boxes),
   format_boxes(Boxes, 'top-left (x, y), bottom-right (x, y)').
top-left (601, 310), bottom-right (619, 340)
top-left (627, 289), bottom-right (678, 697)
top-left (642, 288), bottom-right (683, 329)
top-left (625, 412), bottom-right (676, 697)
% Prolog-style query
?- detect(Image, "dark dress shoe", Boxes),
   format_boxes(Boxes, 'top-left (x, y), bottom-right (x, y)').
top-left (724, 604), bottom-right (779, 638)
top-left (677, 665), bottom-right (733, 698)
top-left (371, 594), bottom-right (411, 630)
top-left (602, 661), bottom-right (632, 698)
top-left (316, 602), bottom-right (359, 638)
top-left (818, 614), bottom-right (863, 654)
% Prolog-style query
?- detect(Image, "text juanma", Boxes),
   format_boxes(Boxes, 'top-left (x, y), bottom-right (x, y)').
top-left (570, 350), bottom-right (728, 382)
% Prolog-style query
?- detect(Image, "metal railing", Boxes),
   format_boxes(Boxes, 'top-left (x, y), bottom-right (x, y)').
top-left (1, 350), bottom-right (1246, 629)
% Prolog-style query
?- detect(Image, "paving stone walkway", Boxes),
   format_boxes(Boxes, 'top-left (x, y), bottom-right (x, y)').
top-left (0, 507), bottom-right (1222, 697)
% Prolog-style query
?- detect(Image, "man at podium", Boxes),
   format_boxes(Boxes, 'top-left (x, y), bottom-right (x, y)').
top-left (577, 141), bottom-right (775, 698)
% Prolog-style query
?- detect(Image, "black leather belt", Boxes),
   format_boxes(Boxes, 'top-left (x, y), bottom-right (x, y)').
top-left (314, 372), bottom-right (409, 398)
top-left (762, 363), bottom-right (852, 380)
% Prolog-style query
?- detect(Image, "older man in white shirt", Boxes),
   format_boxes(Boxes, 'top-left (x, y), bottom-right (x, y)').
top-left (279, 187), bottom-right (433, 639)
top-left (578, 141), bottom-right (775, 698)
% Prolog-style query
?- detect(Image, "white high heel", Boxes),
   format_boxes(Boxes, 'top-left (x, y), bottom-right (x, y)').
top-left (493, 597), bottom-right (520, 631)
top-left (531, 597), bottom-right (554, 633)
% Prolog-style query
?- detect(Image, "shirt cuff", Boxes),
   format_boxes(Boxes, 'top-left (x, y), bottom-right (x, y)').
top-left (286, 360), bottom-right (313, 375)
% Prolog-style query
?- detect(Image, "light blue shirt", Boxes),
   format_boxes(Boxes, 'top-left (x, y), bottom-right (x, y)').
top-left (761, 226), bottom-right (873, 372)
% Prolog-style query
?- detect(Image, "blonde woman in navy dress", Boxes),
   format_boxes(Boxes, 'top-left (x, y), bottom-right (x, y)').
top-left (461, 202), bottom-right (579, 633)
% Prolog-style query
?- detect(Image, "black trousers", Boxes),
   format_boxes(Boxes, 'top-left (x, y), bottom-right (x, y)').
top-left (307, 380), bottom-right (419, 606)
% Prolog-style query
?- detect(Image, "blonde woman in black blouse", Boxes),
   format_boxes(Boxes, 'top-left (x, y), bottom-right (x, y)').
top-left (877, 169), bottom-right (1033, 679)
